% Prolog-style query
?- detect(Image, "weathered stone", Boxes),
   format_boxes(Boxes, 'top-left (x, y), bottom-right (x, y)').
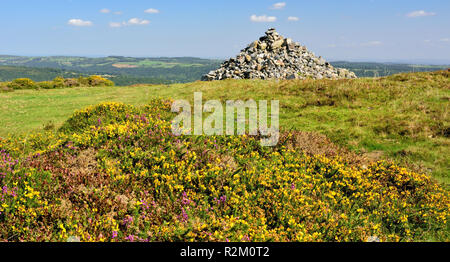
top-left (287, 43), bottom-right (296, 51)
top-left (271, 39), bottom-right (284, 49)
top-left (284, 38), bottom-right (293, 46)
top-left (287, 73), bottom-right (298, 80)
top-left (259, 42), bottom-right (267, 50)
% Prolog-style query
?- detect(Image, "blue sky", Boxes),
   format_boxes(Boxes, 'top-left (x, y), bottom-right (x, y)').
top-left (0, 0), bottom-right (449, 63)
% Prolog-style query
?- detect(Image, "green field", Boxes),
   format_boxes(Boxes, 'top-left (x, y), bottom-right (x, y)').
top-left (1, 71), bottom-right (449, 185)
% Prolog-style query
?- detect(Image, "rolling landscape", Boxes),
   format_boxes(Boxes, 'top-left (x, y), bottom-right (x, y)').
top-left (0, 55), bottom-right (448, 85)
top-left (0, 0), bottom-right (449, 247)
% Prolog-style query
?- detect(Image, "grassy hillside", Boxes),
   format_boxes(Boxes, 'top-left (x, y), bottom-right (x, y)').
top-left (0, 101), bottom-right (448, 242)
top-left (1, 71), bottom-right (449, 185)
top-left (0, 71), bottom-right (449, 242)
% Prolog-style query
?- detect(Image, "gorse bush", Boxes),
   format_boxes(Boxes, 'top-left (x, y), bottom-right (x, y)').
top-left (59, 102), bottom-right (138, 134)
top-left (6, 78), bottom-right (37, 90)
top-left (0, 75), bottom-right (114, 91)
top-left (81, 75), bottom-right (115, 87)
top-left (0, 99), bottom-right (448, 242)
top-left (37, 81), bottom-right (56, 89)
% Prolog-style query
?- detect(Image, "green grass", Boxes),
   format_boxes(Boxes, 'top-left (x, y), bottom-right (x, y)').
top-left (1, 71), bottom-right (449, 184)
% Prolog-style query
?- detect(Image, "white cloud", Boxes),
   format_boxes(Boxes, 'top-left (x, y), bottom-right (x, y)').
top-left (440, 38), bottom-right (450, 42)
top-left (124, 18), bottom-right (150, 26)
top-left (110, 18), bottom-right (150, 28)
top-left (360, 41), bottom-right (382, 47)
top-left (113, 11), bottom-right (123, 15)
top-left (109, 22), bottom-right (122, 28)
top-left (406, 10), bottom-right (436, 18)
top-left (145, 8), bottom-right (160, 14)
top-left (250, 15), bottom-right (277, 23)
top-left (287, 16), bottom-right (299, 21)
top-left (68, 19), bottom-right (93, 27)
top-left (271, 2), bottom-right (286, 10)
top-left (100, 8), bottom-right (110, 14)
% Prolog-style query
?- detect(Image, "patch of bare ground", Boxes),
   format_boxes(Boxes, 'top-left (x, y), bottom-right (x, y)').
top-left (279, 131), bottom-right (383, 167)
top-left (112, 63), bottom-right (138, 69)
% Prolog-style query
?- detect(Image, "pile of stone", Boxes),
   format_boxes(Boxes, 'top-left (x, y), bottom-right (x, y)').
top-left (202, 28), bottom-right (356, 81)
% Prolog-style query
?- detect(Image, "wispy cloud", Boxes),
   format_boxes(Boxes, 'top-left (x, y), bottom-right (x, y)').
top-left (124, 18), bottom-right (150, 26)
top-left (250, 15), bottom-right (277, 23)
top-left (287, 16), bottom-right (299, 21)
top-left (109, 22), bottom-right (122, 28)
top-left (360, 41), bottom-right (382, 47)
top-left (101, 8), bottom-right (122, 15)
top-left (110, 18), bottom-right (150, 28)
top-left (145, 8), bottom-right (160, 14)
top-left (68, 19), bottom-right (93, 27)
top-left (270, 2), bottom-right (286, 10)
top-left (406, 10), bottom-right (436, 18)
top-left (440, 38), bottom-right (450, 42)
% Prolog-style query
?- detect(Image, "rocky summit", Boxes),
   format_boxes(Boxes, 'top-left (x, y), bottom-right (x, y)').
top-left (202, 28), bottom-right (357, 81)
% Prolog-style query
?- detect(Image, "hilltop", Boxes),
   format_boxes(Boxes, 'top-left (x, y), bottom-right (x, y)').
top-left (1, 70), bottom-right (449, 185)
top-left (0, 70), bottom-right (449, 242)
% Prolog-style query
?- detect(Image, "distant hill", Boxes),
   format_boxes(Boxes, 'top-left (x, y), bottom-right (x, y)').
top-left (0, 55), bottom-right (448, 85)
top-left (0, 66), bottom-right (84, 82)
top-left (330, 61), bottom-right (449, 77)
top-left (0, 55), bottom-right (222, 84)
top-left (0, 65), bottom-right (176, 86)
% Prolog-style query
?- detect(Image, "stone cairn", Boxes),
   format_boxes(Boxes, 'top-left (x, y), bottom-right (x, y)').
top-left (202, 28), bottom-right (357, 81)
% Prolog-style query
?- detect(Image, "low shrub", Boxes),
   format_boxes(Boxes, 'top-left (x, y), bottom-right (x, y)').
top-left (58, 102), bottom-right (138, 134)
top-left (52, 77), bottom-right (66, 88)
top-left (2, 76), bottom-right (115, 92)
top-left (64, 78), bottom-right (80, 87)
top-left (79, 75), bottom-right (114, 87)
top-left (38, 81), bottom-right (56, 89)
top-left (0, 82), bottom-right (14, 92)
top-left (6, 78), bottom-right (37, 90)
top-left (0, 99), bottom-right (448, 242)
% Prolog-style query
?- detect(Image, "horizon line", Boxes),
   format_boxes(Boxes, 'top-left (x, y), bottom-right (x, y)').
top-left (1, 54), bottom-right (450, 66)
